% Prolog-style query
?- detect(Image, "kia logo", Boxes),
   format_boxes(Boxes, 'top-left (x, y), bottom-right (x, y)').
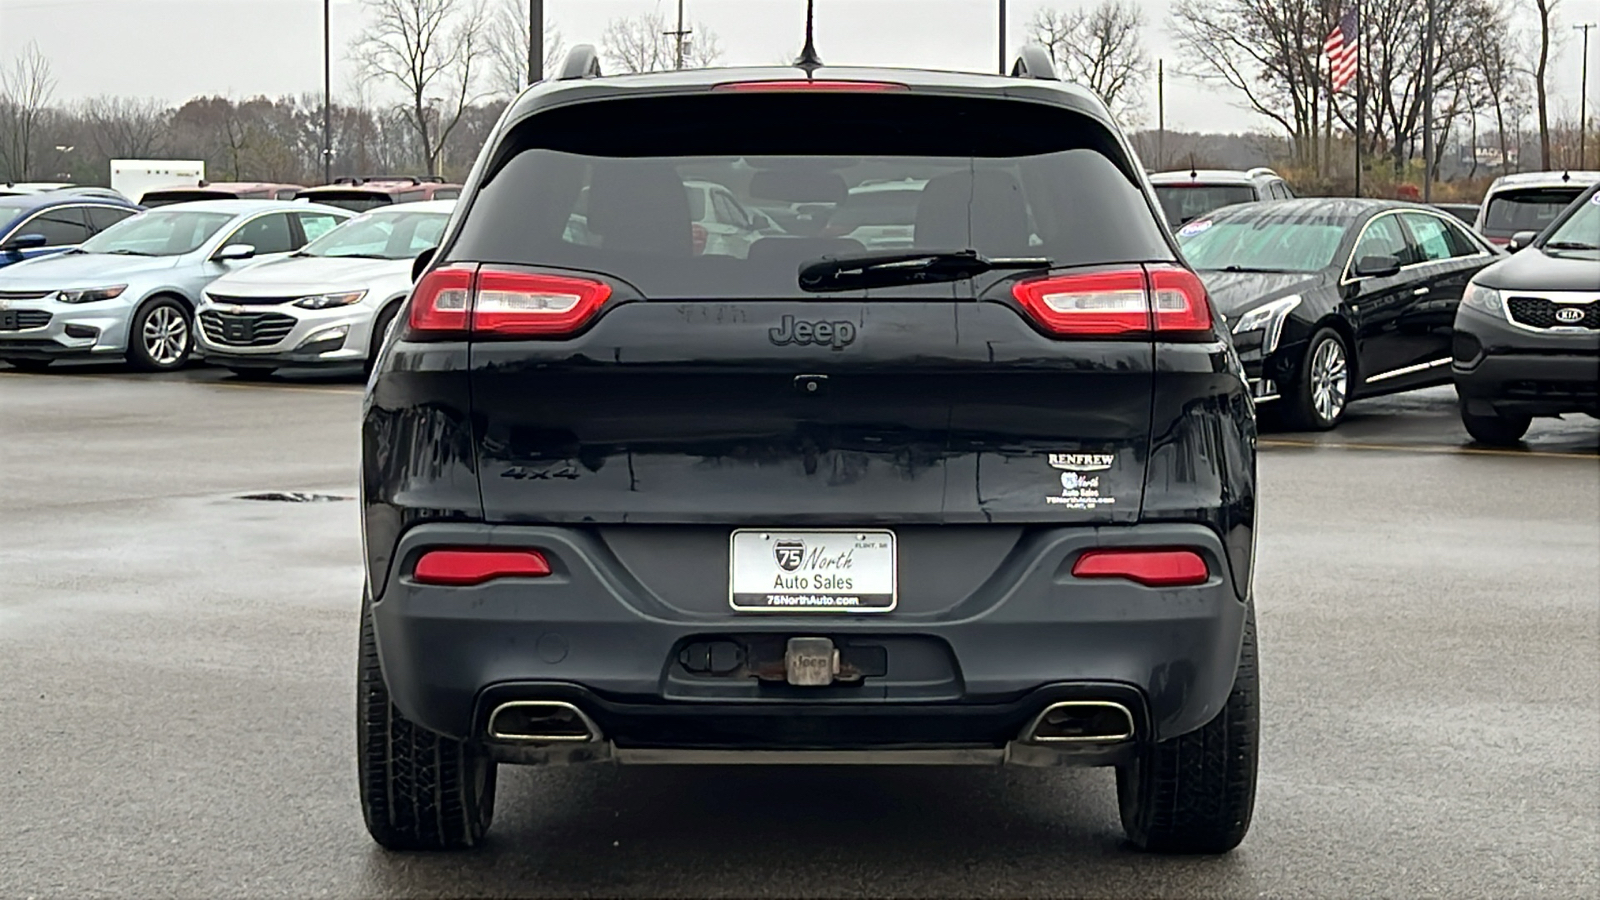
top-left (1554, 307), bottom-right (1585, 324)
top-left (769, 315), bottom-right (857, 349)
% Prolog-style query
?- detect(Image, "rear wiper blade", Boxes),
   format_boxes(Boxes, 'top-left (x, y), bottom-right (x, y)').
top-left (1544, 241), bottom-right (1599, 251)
top-left (798, 249), bottom-right (1051, 292)
top-left (1216, 265), bottom-right (1294, 273)
top-left (105, 249), bottom-right (154, 256)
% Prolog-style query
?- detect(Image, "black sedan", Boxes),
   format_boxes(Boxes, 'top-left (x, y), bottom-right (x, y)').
top-left (1453, 184), bottom-right (1599, 444)
top-left (1178, 198), bottom-right (1503, 429)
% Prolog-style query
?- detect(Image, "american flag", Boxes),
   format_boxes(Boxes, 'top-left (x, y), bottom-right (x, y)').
top-left (1324, 8), bottom-right (1359, 92)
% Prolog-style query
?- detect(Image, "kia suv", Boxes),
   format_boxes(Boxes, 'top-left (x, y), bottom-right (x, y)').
top-left (359, 46), bottom-right (1260, 855)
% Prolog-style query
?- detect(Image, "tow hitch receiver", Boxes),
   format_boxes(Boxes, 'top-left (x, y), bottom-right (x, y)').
top-left (785, 637), bottom-right (840, 686)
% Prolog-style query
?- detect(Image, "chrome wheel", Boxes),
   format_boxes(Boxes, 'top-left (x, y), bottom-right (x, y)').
top-left (1308, 337), bottom-right (1348, 424)
top-left (141, 306), bottom-right (189, 367)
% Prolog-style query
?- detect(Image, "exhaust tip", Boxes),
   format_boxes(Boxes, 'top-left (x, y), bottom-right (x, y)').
top-left (1024, 701), bottom-right (1135, 743)
top-left (487, 701), bottom-right (600, 743)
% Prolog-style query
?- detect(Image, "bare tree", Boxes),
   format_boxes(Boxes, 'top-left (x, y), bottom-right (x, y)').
top-left (80, 96), bottom-right (170, 160)
top-left (1474, 3), bottom-right (1524, 174)
top-left (354, 0), bottom-right (492, 176)
top-left (601, 10), bottom-right (722, 74)
top-left (0, 42), bottom-right (57, 181)
top-left (1530, 0), bottom-right (1556, 169)
top-left (1028, 1), bottom-right (1150, 121)
top-left (485, 0), bottom-right (564, 97)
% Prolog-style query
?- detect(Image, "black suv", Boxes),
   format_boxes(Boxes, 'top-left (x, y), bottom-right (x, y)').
top-left (1453, 183), bottom-right (1600, 444)
top-left (359, 46), bottom-right (1260, 854)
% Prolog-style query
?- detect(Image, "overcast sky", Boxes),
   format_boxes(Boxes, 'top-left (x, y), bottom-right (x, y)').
top-left (0, 0), bottom-right (1594, 135)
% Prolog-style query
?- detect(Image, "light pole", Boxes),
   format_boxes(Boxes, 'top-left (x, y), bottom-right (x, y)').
top-left (998, 0), bottom-right (1007, 74)
top-left (1577, 23), bottom-right (1595, 169)
top-left (1422, 0), bottom-right (1433, 201)
top-left (529, 0), bottom-right (543, 84)
top-left (323, 0), bottom-right (332, 185)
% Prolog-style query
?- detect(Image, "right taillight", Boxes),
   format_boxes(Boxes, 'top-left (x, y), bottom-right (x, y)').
top-left (1011, 265), bottom-right (1213, 338)
top-left (1072, 548), bottom-right (1209, 587)
top-left (406, 264), bottom-right (611, 339)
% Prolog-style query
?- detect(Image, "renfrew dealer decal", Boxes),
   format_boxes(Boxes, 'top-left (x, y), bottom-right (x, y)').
top-left (769, 315), bottom-right (857, 349)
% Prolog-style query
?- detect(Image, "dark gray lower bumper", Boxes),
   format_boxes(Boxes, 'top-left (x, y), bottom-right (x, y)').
top-left (371, 522), bottom-right (1249, 747)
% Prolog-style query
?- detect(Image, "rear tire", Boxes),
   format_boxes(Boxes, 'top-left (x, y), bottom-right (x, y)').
top-left (126, 297), bottom-right (192, 372)
top-left (364, 302), bottom-right (401, 377)
top-left (1117, 603), bottom-right (1258, 854)
top-left (1460, 405), bottom-right (1531, 446)
top-left (3, 358), bottom-right (52, 372)
top-left (1279, 327), bottom-right (1350, 431)
top-left (358, 594), bottom-right (497, 850)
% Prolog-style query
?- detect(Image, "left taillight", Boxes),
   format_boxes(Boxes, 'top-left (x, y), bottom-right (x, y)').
top-left (1011, 264), bottom-right (1213, 338)
top-left (406, 265), bottom-right (611, 339)
top-left (413, 549), bottom-right (552, 586)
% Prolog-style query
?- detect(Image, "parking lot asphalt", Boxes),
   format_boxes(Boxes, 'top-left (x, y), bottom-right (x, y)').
top-left (1, 364), bottom-right (1597, 899)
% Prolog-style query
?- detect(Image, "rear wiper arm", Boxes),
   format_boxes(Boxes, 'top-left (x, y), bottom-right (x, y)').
top-left (798, 249), bottom-right (1051, 292)
top-left (1544, 240), bottom-right (1599, 251)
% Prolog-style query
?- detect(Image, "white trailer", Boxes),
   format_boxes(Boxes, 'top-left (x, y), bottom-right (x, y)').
top-left (110, 160), bottom-right (205, 204)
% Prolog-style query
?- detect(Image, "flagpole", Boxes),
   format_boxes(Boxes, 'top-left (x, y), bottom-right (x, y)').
top-left (1354, 0), bottom-right (1364, 198)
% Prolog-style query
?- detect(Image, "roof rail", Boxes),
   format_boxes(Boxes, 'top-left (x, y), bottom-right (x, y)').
top-left (558, 44), bottom-right (602, 81)
top-left (1009, 45), bottom-right (1058, 81)
top-left (1245, 167), bottom-right (1279, 179)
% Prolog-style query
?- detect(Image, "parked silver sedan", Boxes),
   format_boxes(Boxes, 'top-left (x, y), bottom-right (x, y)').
top-left (0, 200), bottom-right (351, 371)
top-left (195, 200), bottom-right (453, 377)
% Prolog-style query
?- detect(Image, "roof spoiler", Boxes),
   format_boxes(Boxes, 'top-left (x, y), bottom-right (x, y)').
top-left (558, 45), bottom-right (602, 81)
top-left (1009, 45), bottom-right (1057, 81)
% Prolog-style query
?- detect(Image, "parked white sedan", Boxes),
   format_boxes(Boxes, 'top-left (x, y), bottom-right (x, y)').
top-left (194, 200), bottom-right (454, 377)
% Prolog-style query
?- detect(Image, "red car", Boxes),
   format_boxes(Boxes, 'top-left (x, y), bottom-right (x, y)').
top-left (139, 182), bottom-right (305, 206)
top-left (293, 177), bottom-right (462, 212)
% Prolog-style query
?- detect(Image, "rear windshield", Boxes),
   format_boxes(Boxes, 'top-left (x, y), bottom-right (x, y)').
top-left (297, 191), bottom-right (395, 213)
top-left (1153, 185), bottom-right (1259, 227)
top-left (1483, 188), bottom-right (1585, 236)
top-left (1178, 213), bottom-right (1348, 273)
top-left (448, 94), bottom-right (1169, 299)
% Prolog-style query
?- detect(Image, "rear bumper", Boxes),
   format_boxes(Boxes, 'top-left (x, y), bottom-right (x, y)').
top-left (370, 521), bottom-right (1249, 749)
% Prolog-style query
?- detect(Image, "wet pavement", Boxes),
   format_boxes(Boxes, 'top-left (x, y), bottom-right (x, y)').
top-left (1, 365), bottom-right (1596, 898)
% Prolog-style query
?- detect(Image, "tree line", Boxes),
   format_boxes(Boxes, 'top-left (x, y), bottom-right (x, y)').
top-left (2, 0), bottom-right (1593, 191)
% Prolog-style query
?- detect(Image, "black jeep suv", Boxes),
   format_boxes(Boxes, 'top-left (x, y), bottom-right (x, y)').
top-left (359, 46), bottom-right (1260, 854)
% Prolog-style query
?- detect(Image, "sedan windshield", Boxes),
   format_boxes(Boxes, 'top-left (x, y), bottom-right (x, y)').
top-left (79, 210), bottom-right (233, 256)
top-left (1541, 193), bottom-right (1600, 256)
top-left (1178, 213), bottom-right (1348, 273)
top-left (298, 208), bottom-right (449, 260)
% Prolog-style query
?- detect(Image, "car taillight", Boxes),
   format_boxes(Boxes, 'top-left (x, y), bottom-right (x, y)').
top-left (473, 270), bottom-right (611, 336)
top-left (1071, 549), bottom-right (1209, 587)
top-left (406, 265), bottom-right (611, 338)
top-left (413, 549), bottom-right (552, 586)
top-left (1011, 265), bottom-right (1213, 338)
top-left (712, 80), bottom-right (909, 92)
top-left (691, 223), bottom-right (708, 256)
top-left (1486, 236), bottom-right (1510, 246)
top-left (407, 264), bottom-right (474, 333)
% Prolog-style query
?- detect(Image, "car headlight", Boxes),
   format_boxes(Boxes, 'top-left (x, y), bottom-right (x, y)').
top-left (1460, 282), bottom-right (1503, 315)
top-left (56, 285), bottom-right (127, 304)
top-left (293, 290), bottom-right (367, 310)
top-left (1229, 294), bottom-right (1301, 355)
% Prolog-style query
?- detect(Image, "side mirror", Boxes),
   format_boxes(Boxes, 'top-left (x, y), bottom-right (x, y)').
top-left (1, 233), bottom-right (48, 252)
top-left (1354, 253), bottom-right (1402, 278)
top-left (411, 246), bottom-right (437, 283)
top-left (1508, 231), bottom-right (1538, 252)
top-left (214, 243), bottom-right (257, 261)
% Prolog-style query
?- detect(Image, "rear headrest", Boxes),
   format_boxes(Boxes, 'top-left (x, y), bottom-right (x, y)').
top-left (914, 170), bottom-right (1029, 255)
top-left (586, 162), bottom-right (691, 257)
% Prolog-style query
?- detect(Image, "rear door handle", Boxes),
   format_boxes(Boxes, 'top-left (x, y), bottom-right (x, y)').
top-left (1412, 287), bottom-right (1430, 296)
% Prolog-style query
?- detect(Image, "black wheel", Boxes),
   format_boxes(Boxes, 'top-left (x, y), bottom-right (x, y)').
top-left (1460, 404), bottom-right (1531, 446)
top-left (3, 358), bottom-right (52, 372)
top-left (365, 302), bottom-right (401, 377)
top-left (227, 367), bottom-right (277, 381)
top-left (1279, 327), bottom-right (1350, 431)
top-left (126, 297), bottom-right (193, 372)
top-left (358, 593), bottom-right (496, 850)
top-left (1117, 603), bottom-right (1259, 854)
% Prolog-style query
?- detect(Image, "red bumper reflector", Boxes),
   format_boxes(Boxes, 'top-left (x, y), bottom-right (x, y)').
top-left (414, 549), bottom-right (552, 586)
top-left (1071, 549), bottom-right (1209, 587)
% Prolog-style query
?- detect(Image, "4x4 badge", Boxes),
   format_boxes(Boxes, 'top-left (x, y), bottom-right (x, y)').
top-left (769, 315), bottom-right (856, 350)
